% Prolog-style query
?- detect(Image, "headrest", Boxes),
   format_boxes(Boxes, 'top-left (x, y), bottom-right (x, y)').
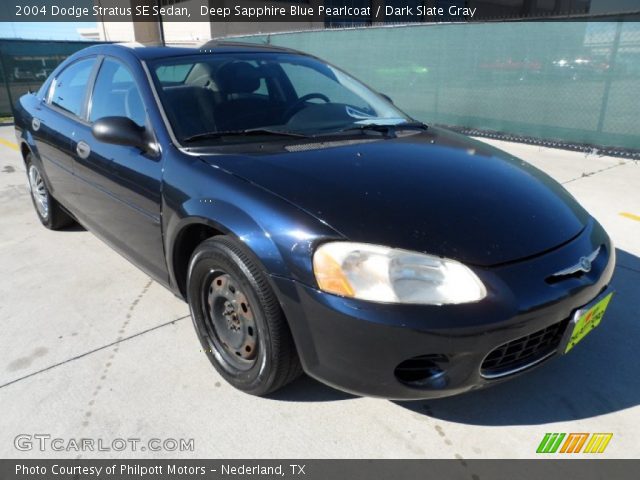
top-left (216, 61), bottom-right (260, 94)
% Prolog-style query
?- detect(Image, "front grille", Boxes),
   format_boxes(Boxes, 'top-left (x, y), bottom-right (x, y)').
top-left (481, 318), bottom-right (569, 379)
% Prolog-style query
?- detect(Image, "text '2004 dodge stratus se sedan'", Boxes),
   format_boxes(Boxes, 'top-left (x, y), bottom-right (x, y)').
top-left (14, 42), bottom-right (615, 399)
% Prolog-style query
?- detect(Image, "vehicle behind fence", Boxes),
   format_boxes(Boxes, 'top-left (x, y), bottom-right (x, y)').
top-left (0, 39), bottom-right (103, 119)
top-left (233, 21), bottom-right (640, 154)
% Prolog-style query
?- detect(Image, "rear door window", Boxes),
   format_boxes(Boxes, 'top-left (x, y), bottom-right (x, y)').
top-left (50, 58), bottom-right (96, 118)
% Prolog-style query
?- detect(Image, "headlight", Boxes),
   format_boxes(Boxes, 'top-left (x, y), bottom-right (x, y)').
top-left (313, 242), bottom-right (486, 305)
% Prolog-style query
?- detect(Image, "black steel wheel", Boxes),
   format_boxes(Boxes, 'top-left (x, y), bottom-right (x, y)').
top-left (187, 235), bottom-right (302, 395)
top-left (204, 271), bottom-right (258, 371)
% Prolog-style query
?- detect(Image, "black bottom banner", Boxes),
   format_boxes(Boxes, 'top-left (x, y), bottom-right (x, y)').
top-left (2, 459), bottom-right (639, 480)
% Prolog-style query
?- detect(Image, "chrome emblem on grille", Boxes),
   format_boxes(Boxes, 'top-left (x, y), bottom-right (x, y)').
top-left (579, 256), bottom-right (592, 272)
top-left (552, 246), bottom-right (600, 277)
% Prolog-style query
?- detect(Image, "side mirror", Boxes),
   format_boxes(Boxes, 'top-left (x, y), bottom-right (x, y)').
top-left (92, 116), bottom-right (150, 152)
top-left (379, 93), bottom-right (394, 104)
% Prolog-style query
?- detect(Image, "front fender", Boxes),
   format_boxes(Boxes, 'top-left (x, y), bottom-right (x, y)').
top-left (163, 157), bottom-right (343, 294)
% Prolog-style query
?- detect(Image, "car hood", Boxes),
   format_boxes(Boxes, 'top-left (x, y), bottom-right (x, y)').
top-left (198, 127), bottom-right (589, 267)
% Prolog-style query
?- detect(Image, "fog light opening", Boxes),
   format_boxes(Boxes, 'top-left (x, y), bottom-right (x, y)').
top-left (394, 354), bottom-right (449, 389)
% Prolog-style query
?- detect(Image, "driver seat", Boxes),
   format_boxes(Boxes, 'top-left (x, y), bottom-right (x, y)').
top-left (214, 61), bottom-right (274, 131)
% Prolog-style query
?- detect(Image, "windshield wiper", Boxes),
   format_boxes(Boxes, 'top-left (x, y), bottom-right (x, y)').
top-left (183, 128), bottom-right (308, 143)
top-left (333, 121), bottom-right (428, 136)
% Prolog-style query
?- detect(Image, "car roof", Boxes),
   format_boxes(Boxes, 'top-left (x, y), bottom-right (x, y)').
top-left (74, 40), bottom-right (303, 62)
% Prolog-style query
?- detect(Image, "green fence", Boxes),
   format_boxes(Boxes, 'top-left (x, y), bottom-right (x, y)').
top-left (2, 25), bottom-right (639, 152)
top-left (0, 39), bottom-right (103, 118)
top-left (234, 22), bottom-right (640, 152)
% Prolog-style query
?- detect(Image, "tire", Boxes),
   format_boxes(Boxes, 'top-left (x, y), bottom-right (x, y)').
top-left (25, 153), bottom-right (74, 230)
top-left (187, 235), bottom-right (302, 395)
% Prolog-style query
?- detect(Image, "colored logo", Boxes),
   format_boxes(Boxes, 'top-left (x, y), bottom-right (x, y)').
top-left (536, 433), bottom-right (612, 454)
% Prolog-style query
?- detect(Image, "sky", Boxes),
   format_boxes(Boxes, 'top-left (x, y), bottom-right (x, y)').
top-left (0, 22), bottom-right (97, 41)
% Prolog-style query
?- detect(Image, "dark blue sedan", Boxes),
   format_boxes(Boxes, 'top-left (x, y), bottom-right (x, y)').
top-left (14, 42), bottom-right (615, 399)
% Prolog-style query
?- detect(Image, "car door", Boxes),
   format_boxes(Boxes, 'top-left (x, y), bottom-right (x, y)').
top-left (71, 56), bottom-right (167, 284)
top-left (31, 57), bottom-right (97, 207)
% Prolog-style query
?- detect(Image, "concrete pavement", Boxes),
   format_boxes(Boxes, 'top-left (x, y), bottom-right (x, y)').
top-left (0, 125), bottom-right (638, 459)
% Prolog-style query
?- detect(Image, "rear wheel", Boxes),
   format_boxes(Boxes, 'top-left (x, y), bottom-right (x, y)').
top-left (187, 235), bottom-right (302, 395)
top-left (26, 153), bottom-right (74, 230)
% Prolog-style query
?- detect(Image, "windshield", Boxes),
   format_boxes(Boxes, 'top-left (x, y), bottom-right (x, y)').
top-left (148, 52), bottom-right (413, 143)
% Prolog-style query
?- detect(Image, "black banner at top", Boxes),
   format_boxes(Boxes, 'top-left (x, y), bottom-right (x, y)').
top-left (2, 0), bottom-right (639, 23)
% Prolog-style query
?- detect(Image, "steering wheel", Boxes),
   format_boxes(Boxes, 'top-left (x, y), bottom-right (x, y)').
top-left (283, 93), bottom-right (330, 121)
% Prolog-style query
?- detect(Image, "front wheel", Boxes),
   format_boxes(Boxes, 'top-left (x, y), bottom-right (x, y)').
top-left (25, 153), bottom-right (74, 230)
top-left (187, 236), bottom-right (302, 395)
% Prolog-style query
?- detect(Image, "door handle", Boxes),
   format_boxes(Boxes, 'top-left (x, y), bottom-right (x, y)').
top-left (76, 141), bottom-right (91, 159)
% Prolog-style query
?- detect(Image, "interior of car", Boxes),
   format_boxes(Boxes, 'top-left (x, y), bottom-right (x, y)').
top-left (160, 60), bottom-right (289, 139)
top-left (152, 54), bottom-right (389, 141)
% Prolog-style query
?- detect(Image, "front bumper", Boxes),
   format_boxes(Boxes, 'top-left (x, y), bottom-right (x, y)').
top-left (273, 220), bottom-right (615, 400)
